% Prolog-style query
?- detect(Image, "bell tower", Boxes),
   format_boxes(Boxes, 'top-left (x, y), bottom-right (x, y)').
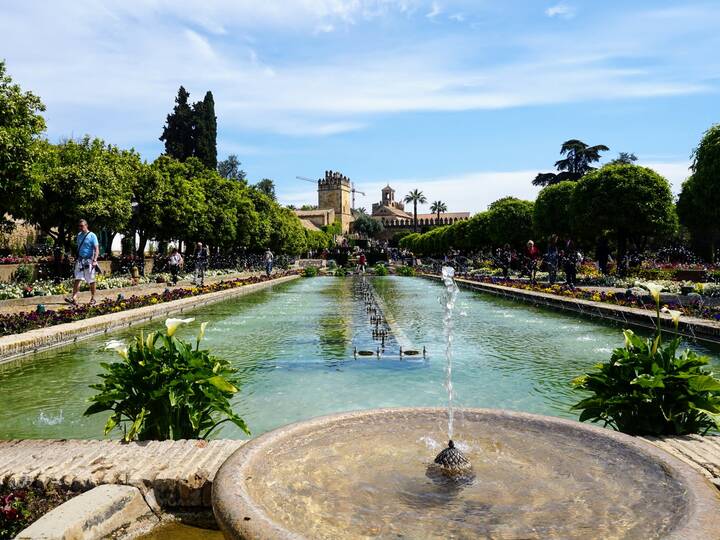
top-left (318, 170), bottom-right (352, 233)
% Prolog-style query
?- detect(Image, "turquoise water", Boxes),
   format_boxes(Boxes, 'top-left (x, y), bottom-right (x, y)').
top-left (1, 276), bottom-right (718, 439)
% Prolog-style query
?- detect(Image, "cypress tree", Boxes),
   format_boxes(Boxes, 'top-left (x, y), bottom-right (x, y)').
top-left (193, 91), bottom-right (217, 169)
top-left (159, 86), bottom-right (194, 161)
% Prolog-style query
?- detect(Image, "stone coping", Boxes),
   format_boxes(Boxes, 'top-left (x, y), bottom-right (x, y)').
top-left (0, 274), bottom-right (300, 363)
top-left (212, 407), bottom-right (720, 540)
top-left (0, 439), bottom-right (245, 509)
top-left (422, 274), bottom-right (720, 344)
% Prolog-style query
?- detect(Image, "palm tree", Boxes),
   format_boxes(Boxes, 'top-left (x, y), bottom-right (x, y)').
top-left (355, 207), bottom-right (367, 215)
top-left (404, 189), bottom-right (427, 232)
top-left (532, 139), bottom-right (610, 186)
top-left (430, 200), bottom-right (447, 223)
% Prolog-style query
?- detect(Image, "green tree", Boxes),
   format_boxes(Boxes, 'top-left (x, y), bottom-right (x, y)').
top-left (533, 139), bottom-right (610, 186)
top-left (159, 86), bottom-right (194, 161)
top-left (31, 137), bottom-right (135, 250)
top-left (152, 155), bottom-right (207, 249)
top-left (353, 213), bottom-right (383, 238)
top-left (533, 181), bottom-right (576, 240)
top-left (255, 178), bottom-right (276, 200)
top-left (0, 61), bottom-right (46, 221)
top-left (609, 152), bottom-right (638, 165)
top-left (218, 154), bottom-right (246, 182)
top-left (193, 91), bottom-right (217, 169)
top-left (127, 160), bottom-right (166, 257)
top-left (678, 125), bottom-right (720, 262)
top-left (430, 200), bottom-right (447, 222)
top-left (571, 164), bottom-right (677, 260)
top-left (403, 189), bottom-right (427, 232)
top-left (485, 197), bottom-right (534, 247)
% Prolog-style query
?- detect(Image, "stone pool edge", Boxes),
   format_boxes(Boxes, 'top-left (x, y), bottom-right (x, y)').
top-left (420, 274), bottom-right (720, 344)
top-left (0, 273), bottom-right (301, 364)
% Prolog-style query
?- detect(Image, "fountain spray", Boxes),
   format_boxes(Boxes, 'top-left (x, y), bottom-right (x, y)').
top-left (434, 266), bottom-right (471, 474)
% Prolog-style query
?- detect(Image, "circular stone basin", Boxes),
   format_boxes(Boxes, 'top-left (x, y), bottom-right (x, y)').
top-left (213, 408), bottom-right (720, 539)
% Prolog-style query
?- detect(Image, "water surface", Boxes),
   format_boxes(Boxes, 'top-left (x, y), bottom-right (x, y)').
top-left (0, 276), bottom-right (717, 439)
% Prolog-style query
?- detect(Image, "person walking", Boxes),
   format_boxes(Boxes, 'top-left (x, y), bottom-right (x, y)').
top-left (168, 247), bottom-right (184, 285)
top-left (563, 239), bottom-right (579, 289)
top-left (546, 235), bottom-right (559, 285)
top-left (65, 219), bottom-right (99, 306)
top-left (358, 252), bottom-right (367, 274)
top-left (193, 242), bottom-right (208, 285)
top-left (525, 240), bottom-right (540, 284)
top-left (596, 235), bottom-right (611, 275)
top-left (264, 249), bottom-right (274, 277)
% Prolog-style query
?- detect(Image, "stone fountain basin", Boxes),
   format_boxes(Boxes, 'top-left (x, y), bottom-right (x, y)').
top-left (212, 408), bottom-right (720, 539)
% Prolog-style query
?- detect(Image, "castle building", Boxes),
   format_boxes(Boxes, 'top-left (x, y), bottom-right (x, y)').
top-left (293, 170), bottom-right (353, 234)
top-left (370, 185), bottom-right (470, 239)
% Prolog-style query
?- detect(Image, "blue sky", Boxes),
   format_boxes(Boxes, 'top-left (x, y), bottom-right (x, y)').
top-left (1, 0), bottom-right (718, 212)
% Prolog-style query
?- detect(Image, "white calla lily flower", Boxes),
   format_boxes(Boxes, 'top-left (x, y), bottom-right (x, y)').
top-left (165, 317), bottom-right (195, 337)
top-left (197, 321), bottom-right (208, 343)
top-left (662, 307), bottom-right (682, 325)
top-left (105, 339), bottom-right (128, 359)
top-left (641, 282), bottom-right (664, 303)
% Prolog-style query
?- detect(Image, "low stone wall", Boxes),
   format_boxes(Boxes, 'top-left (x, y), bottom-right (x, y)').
top-left (422, 274), bottom-right (720, 344)
top-left (297, 258), bottom-right (326, 268)
top-left (0, 260), bottom-right (153, 283)
top-left (0, 274), bottom-right (300, 363)
top-left (0, 439), bottom-right (244, 508)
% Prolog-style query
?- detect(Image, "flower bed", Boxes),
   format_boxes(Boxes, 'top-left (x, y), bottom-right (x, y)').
top-left (0, 272), bottom-right (297, 337)
top-left (1, 486), bottom-right (81, 539)
top-left (450, 274), bottom-right (720, 322)
top-left (0, 268), bottom-right (244, 300)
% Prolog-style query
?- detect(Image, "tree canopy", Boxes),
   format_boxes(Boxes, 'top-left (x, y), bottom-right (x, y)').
top-left (571, 164), bottom-right (677, 257)
top-left (533, 139), bottom-right (609, 186)
top-left (533, 181), bottom-right (575, 240)
top-left (217, 154), bottom-right (246, 183)
top-left (678, 124), bottom-right (720, 261)
top-left (352, 213), bottom-right (383, 238)
top-left (30, 137), bottom-right (136, 249)
top-left (0, 60), bottom-right (46, 221)
top-left (486, 197), bottom-right (535, 247)
top-left (159, 86), bottom-right (218, 168)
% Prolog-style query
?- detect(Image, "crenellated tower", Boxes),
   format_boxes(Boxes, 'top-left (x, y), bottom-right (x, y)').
top-left (318, 170), bottom-right (352, 233)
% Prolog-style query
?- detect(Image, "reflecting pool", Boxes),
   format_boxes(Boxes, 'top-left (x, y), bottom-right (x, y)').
top-left (1, 276), bottom-right (718, 439)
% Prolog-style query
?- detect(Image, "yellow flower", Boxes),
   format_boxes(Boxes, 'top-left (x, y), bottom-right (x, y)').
top-left (165, 317), bottom-right (195, 336)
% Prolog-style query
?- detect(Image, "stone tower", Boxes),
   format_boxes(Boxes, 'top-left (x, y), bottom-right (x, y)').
top-left (318, 170), bottom-right (352, 233)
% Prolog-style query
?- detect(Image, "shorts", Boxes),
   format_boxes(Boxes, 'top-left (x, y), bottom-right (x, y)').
top-left (74, 259), bottom-right (96, 284)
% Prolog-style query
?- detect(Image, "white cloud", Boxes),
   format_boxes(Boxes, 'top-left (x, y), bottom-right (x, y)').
top-left (545, 4), bottom-right (576, 19)
top-left (0, 1), bottom-right (716, 142)
top-left (427, 2), bottom-right (442, 19)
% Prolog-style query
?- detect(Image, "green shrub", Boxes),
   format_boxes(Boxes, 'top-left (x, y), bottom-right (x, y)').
top-left (334, 266), bottom-right (348, 277)
top-left (396, 265), bottom-right (416, 277)
top-left (572, 286), bottom-right (720, 435)
top-left (85, 318), bottom-right (249, 441)
top-left (12, 263), bottom-right (34, 284)
top-left (303, 266), bottom-right (319, 277)
top-left (373, 264), bottom-right (389, 276)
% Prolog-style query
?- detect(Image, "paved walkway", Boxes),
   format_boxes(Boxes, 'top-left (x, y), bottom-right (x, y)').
top-left (0, 271), bottom-right (260, 315)
top-left (0, 439), bottom-right (244, 508)
top-left (640, 434), bottom-right (720, 488)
